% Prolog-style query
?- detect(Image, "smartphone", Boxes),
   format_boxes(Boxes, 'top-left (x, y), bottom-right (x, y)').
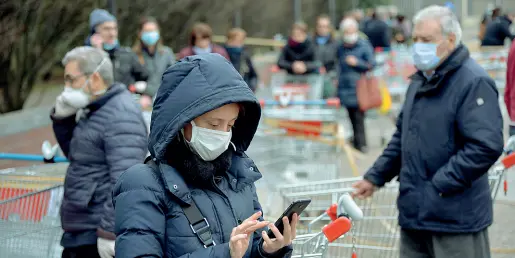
top-left (267, 199), bottom-right (311, 238)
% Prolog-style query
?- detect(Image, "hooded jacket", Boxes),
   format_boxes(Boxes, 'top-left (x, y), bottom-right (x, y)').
top-left (113, 53), bottom-right (292, 257)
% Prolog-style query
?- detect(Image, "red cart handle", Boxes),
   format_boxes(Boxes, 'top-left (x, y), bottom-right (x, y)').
top-left (326, 204), bottom-right (338, 221)
top-left (322, 217), bottom-right (351, 242)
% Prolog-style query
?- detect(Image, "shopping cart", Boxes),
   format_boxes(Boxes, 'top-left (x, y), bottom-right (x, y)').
top-left (291, 193), bottom-right (364, 258)
top-left (277, 178), bottom-right (399, 258)
top-left (276, 140), bottom-right (515, 258)
top-left (269, 70), bottom-right (325, 103)
top-left (0, 163), bottom-right (67, 258)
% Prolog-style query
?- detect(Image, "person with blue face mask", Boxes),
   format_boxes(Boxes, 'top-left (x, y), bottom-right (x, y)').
top-left (178, 22), bottom-right (230, 60)
top-left (132, 16), bottom-right (175, 105)
top-left (353, 5), bottom-right (503, 258)
top-left (86, 9), bottom-right (149, 91)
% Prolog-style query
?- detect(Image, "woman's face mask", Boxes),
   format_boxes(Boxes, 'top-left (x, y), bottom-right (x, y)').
top-left (343, 33), bottom-right (359, 44)
top-left (141, 31), bottom-right (160, 46)
top-left (182, 121), bottom-right (232, 161)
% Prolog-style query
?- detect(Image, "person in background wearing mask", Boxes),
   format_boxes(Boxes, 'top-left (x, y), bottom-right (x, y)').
top-left (86, 9), bottom-right (148, 91)
top-left (224, 28), bottom-right (258, 92)
top-left (313, 14), bottom-right (337, 73)
top-left (113, 53), bottom-right (297, 258)
top-left (178, 22), bottom-right (230, 60)
top-left (353, 6), bottom-right (503, 258)
top-left (51, 47), bottom-right (148, 258)
top-left (277, 22), bottom-right (319, 75)
top-left (132, 16), bottom-right (175, 108)
top-left (481, 9), bottom-right (515, 46)
top-left (336, 18), bottom-right (375, 153)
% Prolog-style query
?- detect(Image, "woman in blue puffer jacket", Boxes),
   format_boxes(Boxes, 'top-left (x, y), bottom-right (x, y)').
top-left (113, 53), bottom-right (297, 258)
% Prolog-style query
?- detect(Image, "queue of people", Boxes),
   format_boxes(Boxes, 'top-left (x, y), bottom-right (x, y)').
top-left (48, 4), bottom-right (507, 258)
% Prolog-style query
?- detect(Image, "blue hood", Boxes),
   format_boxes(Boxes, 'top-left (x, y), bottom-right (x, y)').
top-left (149, 53), bottom-right (261, 161)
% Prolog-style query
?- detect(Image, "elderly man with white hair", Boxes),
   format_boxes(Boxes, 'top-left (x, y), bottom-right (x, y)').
top-left (51, 46), bottom-right (148, 258)
top-left (353, 5), bottom-right (503, 258)
top-left (336, 17), bottom-right (375, 152)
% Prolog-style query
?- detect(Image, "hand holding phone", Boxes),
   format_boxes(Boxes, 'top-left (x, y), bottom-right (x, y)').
top-left (266, 199), bottom-right (310, 238)
top-left (261, 199), bottom-right (310, 254)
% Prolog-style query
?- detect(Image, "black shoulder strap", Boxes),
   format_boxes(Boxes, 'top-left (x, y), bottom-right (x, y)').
top-left (144, 157), bottom-right (216, 248)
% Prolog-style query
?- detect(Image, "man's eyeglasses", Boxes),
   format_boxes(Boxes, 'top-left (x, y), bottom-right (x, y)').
top-left (64, 74), bottom-right (86, 85)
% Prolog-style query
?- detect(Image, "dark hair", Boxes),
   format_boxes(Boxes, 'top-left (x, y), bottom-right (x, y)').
top-left (139, 16), bottom-right (159, 32)
top-left (396, 14), bottom-right (405, 22)
top-left (492, 7), bottom-right (502, 19)
top-left (189, 22), bottom-right (213, 46)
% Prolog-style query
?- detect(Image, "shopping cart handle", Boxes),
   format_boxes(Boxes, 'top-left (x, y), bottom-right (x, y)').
top-left (337, 193), bottom-right (364, 221)
top-left (501, 152), bottom-right (515, 169)
top-left (0, 153), bottom-right (68, 163)
top-left (259, 98), bottom-right (340, 107)
top-left (322, 217), bottom-right (352, 242)
top-left (326, 203), bottom-right (338, 221)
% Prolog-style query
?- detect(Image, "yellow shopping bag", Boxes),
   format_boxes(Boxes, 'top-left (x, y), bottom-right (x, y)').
top-left (379, 83), bottom-right (392, 114)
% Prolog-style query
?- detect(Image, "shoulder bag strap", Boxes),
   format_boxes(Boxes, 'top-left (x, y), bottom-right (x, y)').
top-left (144, 157), bottom-right (216, 248)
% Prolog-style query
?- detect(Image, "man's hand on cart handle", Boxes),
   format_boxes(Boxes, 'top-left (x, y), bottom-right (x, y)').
top-left (338, 193), bottom-right (364, 221)
top-left (351, 179), bottom-right (376, 199)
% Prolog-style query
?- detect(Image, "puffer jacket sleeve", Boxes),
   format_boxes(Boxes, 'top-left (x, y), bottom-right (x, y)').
top-left (114, 164), bottom-right (167, 257)
top-left (98, 114), bottom-right (148, 239)
top-left (250, 184), bottom-right (293, 258)
top-left (50, 110), bottom-right (77, 157)
top-left (364, 107), bottom-right (403, 187)
top-left (130, 51), bottom-right (150, 82)
top-left (432, 77), bottom-right (504, 194)
top-left (277, 48), bottom-right (293, 73)
top-left (354, 41), bottom-right (375, 73)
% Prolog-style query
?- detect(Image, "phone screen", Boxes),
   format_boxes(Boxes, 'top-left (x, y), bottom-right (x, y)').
top-left (267, 199), bottom-right (311, 238)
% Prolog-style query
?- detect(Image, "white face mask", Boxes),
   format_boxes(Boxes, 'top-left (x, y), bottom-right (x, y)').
top-left (343, 33), bottom-right (359, 44)
top-left (62, 86), bottom-right (91, 109)
top-left (183, 121), bottom-right (232, 161)
top-left (61, 58), bottom-right (108, 109)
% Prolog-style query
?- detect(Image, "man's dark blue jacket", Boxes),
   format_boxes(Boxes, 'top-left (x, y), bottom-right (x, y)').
top-left (364, 45), bottom-right (504, 233)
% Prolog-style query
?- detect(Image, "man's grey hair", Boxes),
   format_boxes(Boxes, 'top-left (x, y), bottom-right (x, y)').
top-left (62, 46), bottom-right (114, 85)
top-left (340, 18), bottom-right (358, 31)
top-left (413, 5), bottom-right (462, 43)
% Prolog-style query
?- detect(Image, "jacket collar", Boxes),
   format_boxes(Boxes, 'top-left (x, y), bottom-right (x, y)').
top-left (158, 151), bottom-right (262, 205)
top-left (410, 44), bottom-right (469, 94)
top-left (77, 83), bottom-right (125, 120)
